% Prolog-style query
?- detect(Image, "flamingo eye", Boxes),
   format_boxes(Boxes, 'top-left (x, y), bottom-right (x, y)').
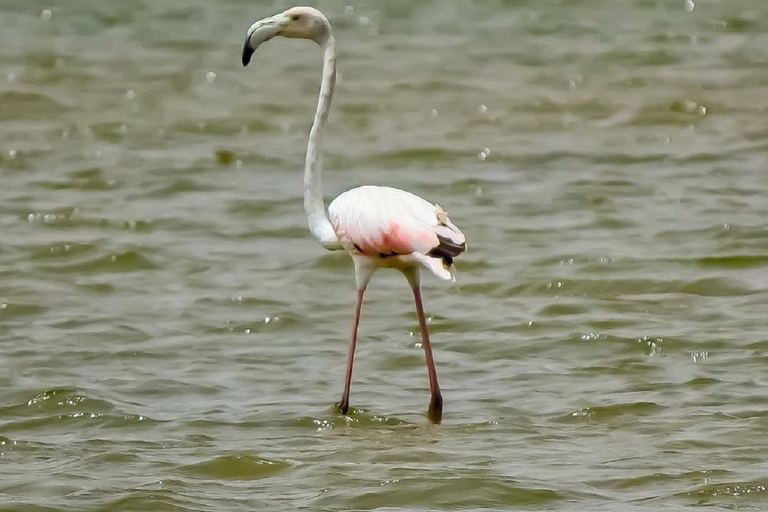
top-left (291, 14), bottom-right (301, 21)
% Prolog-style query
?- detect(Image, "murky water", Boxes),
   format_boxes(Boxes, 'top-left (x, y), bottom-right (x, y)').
top-left (2, 0), bottom-right (768, 510)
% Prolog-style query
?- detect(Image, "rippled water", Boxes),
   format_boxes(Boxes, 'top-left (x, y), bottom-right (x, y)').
top-left (2, 0), bottom-right (768, 510)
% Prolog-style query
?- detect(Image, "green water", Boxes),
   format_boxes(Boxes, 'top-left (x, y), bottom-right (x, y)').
top-left (2, 0), bottom-right (768, 510)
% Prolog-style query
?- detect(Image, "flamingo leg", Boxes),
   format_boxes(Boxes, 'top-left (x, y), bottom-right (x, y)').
top-left (339, 288), bottom-right (365, 415)
top-left (412, 285), bottom-right (443, 423)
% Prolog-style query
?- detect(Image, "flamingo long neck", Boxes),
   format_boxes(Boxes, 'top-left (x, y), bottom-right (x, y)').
top-left (304, 33), bottom-right (341, 250)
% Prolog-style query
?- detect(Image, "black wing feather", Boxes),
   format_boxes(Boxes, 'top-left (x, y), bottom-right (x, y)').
top-left (427, 233), bottom-right (467, 267)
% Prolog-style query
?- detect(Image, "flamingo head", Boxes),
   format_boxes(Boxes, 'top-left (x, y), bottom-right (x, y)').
top-left (242, 6), bottom-right (331, 66)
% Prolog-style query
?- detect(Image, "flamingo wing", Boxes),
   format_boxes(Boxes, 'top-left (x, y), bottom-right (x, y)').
top-left (328, 186), bottom-right (466, 279)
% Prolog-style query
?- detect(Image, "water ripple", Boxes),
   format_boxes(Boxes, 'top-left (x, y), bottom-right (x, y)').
top-left (2, 0), bottom-right (768, 510)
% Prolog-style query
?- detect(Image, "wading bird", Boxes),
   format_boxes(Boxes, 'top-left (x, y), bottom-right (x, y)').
top-left (241, 6), bottom-right (466, 423)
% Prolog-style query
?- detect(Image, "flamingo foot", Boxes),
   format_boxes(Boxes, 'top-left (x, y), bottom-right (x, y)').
top-left (427, 393), bottom-right (443, 424)
top-left (338, 398), bottom-right (350, 416)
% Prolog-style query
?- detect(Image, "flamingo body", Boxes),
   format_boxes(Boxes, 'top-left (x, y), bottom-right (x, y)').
top-left (329, 185), bottom-right (465, 282)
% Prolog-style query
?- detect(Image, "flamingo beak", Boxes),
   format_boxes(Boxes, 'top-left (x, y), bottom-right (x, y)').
top-left (242, 14), bottom-right (290, 66)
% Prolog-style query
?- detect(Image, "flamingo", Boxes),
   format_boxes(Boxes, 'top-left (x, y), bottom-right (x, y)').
top-left (241, 6), bottom-right (466, 423)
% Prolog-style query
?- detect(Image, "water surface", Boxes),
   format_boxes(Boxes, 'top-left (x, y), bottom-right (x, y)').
top-left (2, 0), bottom-right (768, 510)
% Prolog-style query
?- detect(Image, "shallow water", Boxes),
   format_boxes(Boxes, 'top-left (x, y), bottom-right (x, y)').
top-left (2, 0), bottom-right (768, 510)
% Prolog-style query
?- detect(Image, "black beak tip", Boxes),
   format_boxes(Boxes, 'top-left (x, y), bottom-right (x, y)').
top-left (241, 44), bottom-right (254, 67)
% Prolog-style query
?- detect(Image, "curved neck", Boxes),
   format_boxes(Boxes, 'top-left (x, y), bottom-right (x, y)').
top-left (304, 33), bottom-right (341, 250)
